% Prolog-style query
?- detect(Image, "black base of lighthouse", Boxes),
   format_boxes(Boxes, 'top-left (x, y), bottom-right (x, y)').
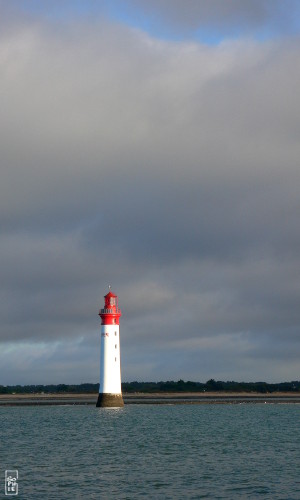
top-left (96, 393), bottom-right (124, 408)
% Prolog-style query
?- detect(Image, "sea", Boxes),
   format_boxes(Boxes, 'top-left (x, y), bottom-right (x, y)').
top-left (1, 404), bottom-right (299, 499)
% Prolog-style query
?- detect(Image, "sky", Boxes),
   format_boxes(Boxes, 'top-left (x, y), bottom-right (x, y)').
top-left (1, 0), bottom-right (300, 385)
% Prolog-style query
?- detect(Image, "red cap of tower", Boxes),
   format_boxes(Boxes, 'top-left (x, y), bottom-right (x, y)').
top-left (99, 290), bottom-right (122, 325)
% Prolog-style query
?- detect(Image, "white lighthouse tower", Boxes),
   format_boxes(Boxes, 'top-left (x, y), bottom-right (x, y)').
top-left (96, 288), bottom-right (124, 407)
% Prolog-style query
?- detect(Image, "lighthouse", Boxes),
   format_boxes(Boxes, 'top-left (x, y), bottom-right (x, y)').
top-left (96, 288), bottom-right (124, 407)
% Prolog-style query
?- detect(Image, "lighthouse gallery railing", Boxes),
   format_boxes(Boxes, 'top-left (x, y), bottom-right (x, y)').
top-left (100, 308), bottom-right (121, 314)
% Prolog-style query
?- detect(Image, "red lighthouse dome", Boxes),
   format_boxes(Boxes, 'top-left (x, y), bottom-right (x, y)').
top-left (99, 291), bottom-right (122, 325)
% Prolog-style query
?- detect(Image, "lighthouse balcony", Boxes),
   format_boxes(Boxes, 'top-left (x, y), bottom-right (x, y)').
top-left (100, 308), bottom-right (121, 314)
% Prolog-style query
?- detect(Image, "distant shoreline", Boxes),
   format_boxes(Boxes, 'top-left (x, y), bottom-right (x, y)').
top-left (1, 392), bottom-right (300, 406)
top-left (1, 391), bottom-right (299, 397)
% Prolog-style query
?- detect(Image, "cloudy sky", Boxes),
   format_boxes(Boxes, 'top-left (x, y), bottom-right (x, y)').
top-left (1, 0), bottom-right (300, 385)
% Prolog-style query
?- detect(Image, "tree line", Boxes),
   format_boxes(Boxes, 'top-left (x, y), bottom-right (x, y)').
top-left (0, 379), bottom-right (299, 394)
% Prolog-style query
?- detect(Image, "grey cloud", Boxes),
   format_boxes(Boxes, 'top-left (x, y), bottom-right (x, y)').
top-left (0, 15), bottom-right (299, 382)
top-left (124, 0), bottom-right (300, 36)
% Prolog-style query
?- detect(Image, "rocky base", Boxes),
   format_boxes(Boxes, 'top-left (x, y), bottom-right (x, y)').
top-left (96, 393), bottom-right (124, 408)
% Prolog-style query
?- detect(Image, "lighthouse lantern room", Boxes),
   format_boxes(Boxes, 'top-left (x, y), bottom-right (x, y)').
top-left (96, 289), bottom-right (124, 407)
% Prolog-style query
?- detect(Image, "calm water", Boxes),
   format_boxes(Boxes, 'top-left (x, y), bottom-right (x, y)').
top-left (1, 404), bottom-right (299, 499)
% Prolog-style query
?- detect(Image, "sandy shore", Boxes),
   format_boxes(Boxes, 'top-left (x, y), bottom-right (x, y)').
top-left (125, 391), bottom-right (299, 398)
top-left (0, 392), bottom-right (299, 406)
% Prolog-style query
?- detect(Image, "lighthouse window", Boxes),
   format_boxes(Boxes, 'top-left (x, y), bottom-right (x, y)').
top-left (114, 331), bottom-right (117, 336)
top-left (115, 344), bottom-right (117, 349)
top-left (113, 318), bottom-right (116, 324)
top-left (115, 357), bottom-right (117, 362)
